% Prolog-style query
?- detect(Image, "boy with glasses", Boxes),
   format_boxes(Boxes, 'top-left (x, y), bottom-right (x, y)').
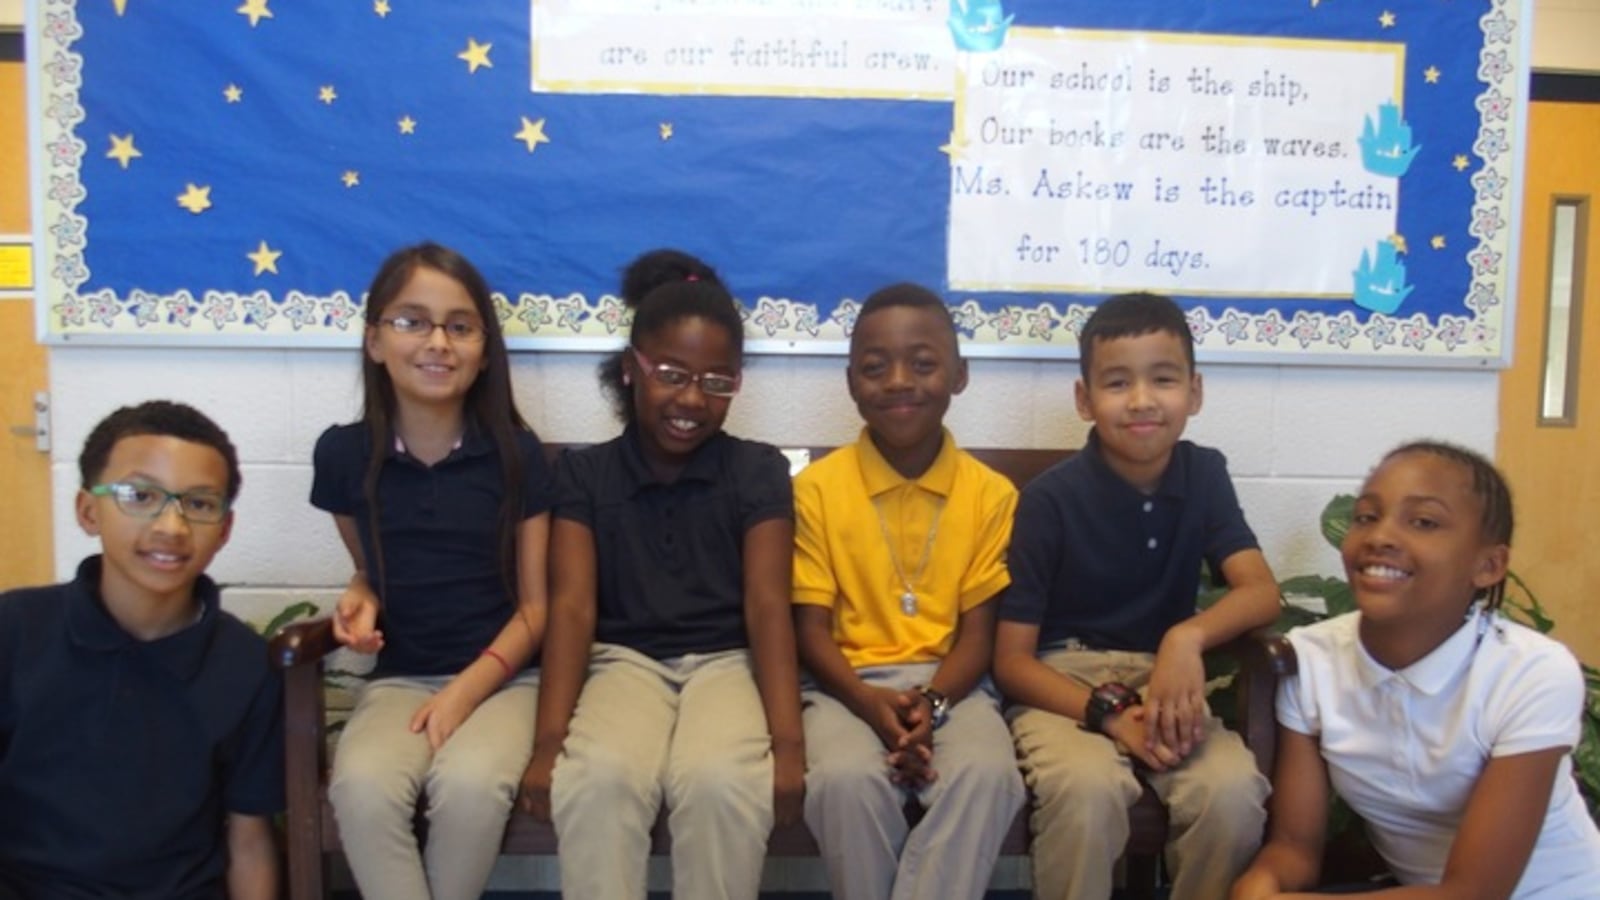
top-left (0, 400), bottom-right (282, 900)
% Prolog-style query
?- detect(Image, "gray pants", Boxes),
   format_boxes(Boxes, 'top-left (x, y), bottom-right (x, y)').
top-left (1009, 648), bottom-right (1270, 900)
top-left (802, 662), bottom-right (1025, 900)
top-left (551, 643), bottom-right (775, 900)
top-left (328, 670), bottom-right (540, 900)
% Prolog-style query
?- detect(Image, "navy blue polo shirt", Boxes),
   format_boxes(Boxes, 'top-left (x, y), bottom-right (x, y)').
top-left (554, 426), bottom-right (793, 660)
top-left (0, 557), bottom-right (283, 900)
top-left (311, 422), bottom-right (555, 677)
top-left (999, 430), bottom-right (1259, 652)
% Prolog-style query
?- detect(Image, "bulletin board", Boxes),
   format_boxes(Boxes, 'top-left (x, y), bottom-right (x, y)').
top-left (29, 0), bottom-right (1530, 365)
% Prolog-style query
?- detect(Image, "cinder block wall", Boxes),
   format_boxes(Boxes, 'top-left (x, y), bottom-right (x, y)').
top-left (49, 346), bottom-right (1497, 588)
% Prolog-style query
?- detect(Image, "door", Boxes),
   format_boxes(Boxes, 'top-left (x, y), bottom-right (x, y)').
top-left (0, 33), bottom-right (53, 589)
top-left (1497, 91), bottom-right (1600, 664)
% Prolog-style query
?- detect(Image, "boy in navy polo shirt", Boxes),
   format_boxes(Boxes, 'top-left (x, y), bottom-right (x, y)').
top-left (0, 401), bottom-right (282, 900)
top-left (993, 293), bottom-right (1280, 900)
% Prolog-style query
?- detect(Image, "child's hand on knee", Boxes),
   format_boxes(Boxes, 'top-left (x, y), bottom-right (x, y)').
top-left (408, 681), bottom-right (479, 751)
top-left (886, 741), bottom-right (936, 788)
top-left (851, 685), bottom-right (911, 751)
top-left (1104, 706), bottom-right (1184, 772)
top-left (772, 745), bottom-right (806, 826)
top-left (1148, 628), bottom-right (1208, 755)
top-left (517, 749), bottom-right (558, 822)
top-left (886, 690), bottom-right (937, 786)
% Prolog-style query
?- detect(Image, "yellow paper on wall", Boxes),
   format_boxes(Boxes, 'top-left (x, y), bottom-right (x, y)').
top-left (0, 242), bottom-right (31, 292)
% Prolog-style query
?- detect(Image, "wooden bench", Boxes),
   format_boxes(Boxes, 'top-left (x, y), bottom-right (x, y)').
top-left (270, 445), bottom-right (1294, 899)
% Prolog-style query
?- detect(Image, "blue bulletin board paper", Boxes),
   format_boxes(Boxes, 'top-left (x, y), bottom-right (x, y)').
top-left (29, 0), bottom-right (1530, 367)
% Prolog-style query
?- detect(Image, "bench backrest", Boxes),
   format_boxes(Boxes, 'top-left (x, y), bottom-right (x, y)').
top-left (542, 443), bottom-right (1072, 491)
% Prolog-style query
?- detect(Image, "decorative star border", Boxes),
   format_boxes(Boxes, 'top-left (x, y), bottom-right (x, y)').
top-left (36, 1), bottom-right (1520, 361)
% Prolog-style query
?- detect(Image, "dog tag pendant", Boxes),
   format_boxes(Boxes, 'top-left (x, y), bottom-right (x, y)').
top-left (901, 590), bottom-right (918, 616)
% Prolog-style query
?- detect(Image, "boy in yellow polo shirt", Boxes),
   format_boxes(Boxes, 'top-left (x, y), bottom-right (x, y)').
top-left (793, 283), bottom-right (1025, 900)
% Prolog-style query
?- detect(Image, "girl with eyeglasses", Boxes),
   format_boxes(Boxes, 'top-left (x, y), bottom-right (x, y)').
top-left (517, 250), bottom-right (804, 900)
top-left (310, 242), bottom-right (555, 900)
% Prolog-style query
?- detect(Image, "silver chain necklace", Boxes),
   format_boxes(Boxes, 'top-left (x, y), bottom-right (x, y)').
top-left (873, 495), bottom-right (945, 616)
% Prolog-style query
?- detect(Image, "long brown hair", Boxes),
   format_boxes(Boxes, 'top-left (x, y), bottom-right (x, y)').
top-left (358, 242), bottom-right (529, 599)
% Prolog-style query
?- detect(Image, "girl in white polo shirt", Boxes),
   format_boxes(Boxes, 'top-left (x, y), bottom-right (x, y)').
top-left (1233, 440), bottom-right (1599, 899)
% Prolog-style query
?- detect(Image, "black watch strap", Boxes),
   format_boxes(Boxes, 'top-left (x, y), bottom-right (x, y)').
top-left (918, 686), bottom-right (950, 729)
top-left (1084, 681), bottom-right (1141, 734)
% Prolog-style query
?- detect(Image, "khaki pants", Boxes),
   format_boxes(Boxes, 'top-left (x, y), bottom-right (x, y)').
top-left (802, 663), bottom-right (1025, 900)
top-left (329, 670), bottom-right (540, 900)
top-left (1009, 648), bottom-right (1269, 900)
top-left (551, 644), bottom-right (774, 900)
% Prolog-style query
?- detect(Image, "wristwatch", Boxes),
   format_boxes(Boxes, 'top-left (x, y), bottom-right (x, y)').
top-left (1083, 681), bottom-right (1141, 735)
top-left (918, 686), bottom-right (950, 729)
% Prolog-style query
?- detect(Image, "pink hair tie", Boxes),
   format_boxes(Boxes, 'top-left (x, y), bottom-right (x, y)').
top-left (685, 273), bottom-right (700, 282)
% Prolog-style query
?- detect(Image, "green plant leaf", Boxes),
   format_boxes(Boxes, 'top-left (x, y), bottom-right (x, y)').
top-left (1280, 575), bottom-right (1344, 605)
top-left (1279, 574), bottom-right (1356, 618)
top-left (1576, 712), bottom-right (1600, 823)
top-left (1320, 494), bottom-right (1355, 550)
top-left (1273, 605), bottom-right (1323, 632)
top-left (1502, 572), bottom-right (1555, 634)
top-left (258, 600), bottom-right (319, 638)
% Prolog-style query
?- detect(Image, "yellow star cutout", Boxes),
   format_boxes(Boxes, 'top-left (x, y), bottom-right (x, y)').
top-left (1388, 233), bottom-right (1408, 254)
top-left (318, 85), bottom-right (337, 105)
top-left (1378, 10), bottom-right (1395, 28)
top-left (459, 38), bottom-right (493, 74)
top-left (223, 83), bottom-right (243, 103)
top-left (342, 170), bottom-right (360, 188)
top-left (1431, 235), bottom-right (1447, 250)
top-left (247, 240), bottom-right (282, 276)
top-left (515, 116), bottom-right (550, 153)
top-left (939, 131), bottom-right (969, 160)
top-left (237, 0), bottom-right (272, 27)
top-left (176, 183), bottom-right (212, 215)
top-left (374, 0), bottom-right (391, 16)
top-left (113, 0), bottom-right (129, 15)
top-left (1453, 154), bottom-right (1470, 171)
top-left (659, 122), bottom-right (673, 141)
top-left (1424, 66), bottom-right (1441, 84)
top-left (398, 115), bottom-right (417, 135)
top-left (106, 134), bottom-right (141, 169)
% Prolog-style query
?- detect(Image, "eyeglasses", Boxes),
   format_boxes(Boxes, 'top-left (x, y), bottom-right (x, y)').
top-left (630, 347), bottom-right (741, 398)
top-left (378, 315), bottom-right (485, 343)
top-left (89, 482), bottom-right (231, 524)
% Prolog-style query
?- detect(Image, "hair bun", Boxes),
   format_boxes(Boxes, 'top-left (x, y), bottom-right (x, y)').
top-left (620, 249), bottom-right (722, 307)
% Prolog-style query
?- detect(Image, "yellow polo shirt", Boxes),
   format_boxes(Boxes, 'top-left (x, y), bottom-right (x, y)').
top-left (793, 427), bottom-right (1017, 668)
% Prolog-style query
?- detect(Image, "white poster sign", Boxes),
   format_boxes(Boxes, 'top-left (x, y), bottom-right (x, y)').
top-left (947, 29), bottom-right (1405, 297)
top-left (532, 0), bottom-right (954, 99)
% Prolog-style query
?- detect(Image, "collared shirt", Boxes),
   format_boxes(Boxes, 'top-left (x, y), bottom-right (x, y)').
top-left (553, 425), bottom-right (793, 660)
top-left (1282, 611), bottom-right (1600, 896)
top-left (311, 421), bottom-right (555, 677)
top-left (0, 557), bottom-right (283, 900)
top-left (999, 429), bottom-right (1258, 652)
top-left (794, 427), bottom-right (1015, 669)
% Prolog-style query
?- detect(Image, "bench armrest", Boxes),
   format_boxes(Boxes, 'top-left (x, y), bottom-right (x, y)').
top-left (272, 617), bottom-right (340, 893)
top-left (1210, 629), bottom-right (1296, 777)
top-left (269, 617), bottom-right (341, 670)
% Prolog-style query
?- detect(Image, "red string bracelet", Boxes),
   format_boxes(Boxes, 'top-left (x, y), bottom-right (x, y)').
top-left (481, 648), bottom-right (513, 679)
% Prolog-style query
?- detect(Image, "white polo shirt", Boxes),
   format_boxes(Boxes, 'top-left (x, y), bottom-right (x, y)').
top-left (1280, 610), bottom-right (1600, 897)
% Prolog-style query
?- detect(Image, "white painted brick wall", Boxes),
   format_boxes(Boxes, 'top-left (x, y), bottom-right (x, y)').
top-left (49, 346), bottom-right (1498, 591)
